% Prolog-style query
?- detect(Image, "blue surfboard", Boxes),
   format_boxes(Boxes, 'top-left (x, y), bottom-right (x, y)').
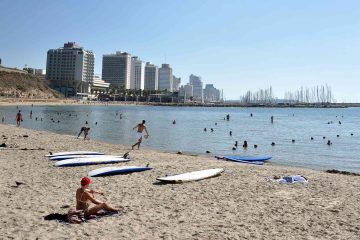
top-left (88, 166), bottom-right (153, 177)
top-left (223, 156), bottom-right (272, 162)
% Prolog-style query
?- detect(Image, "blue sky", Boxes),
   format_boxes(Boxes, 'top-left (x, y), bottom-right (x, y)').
top-left (1, 0), bottom-right (359, 102)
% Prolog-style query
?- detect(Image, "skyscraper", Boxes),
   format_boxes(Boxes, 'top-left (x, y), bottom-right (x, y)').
top-left (130, 56), bottom-right (145, 90)
top-left (172, 75), bottom-right (181, 92)
top-left (179, 83), bottom-right (193, 100)
top-left (46, 42), bottom-right (94, 97)
top-left (158, 64), bottom-right (173, 92)
top-left (204, 84), bottom-right (221, 102)
top-left (102, 51), bottom-right (131, 89)
top-left (144, 62), bottom-right (158, 90)
top-left (189, 74), bottom-right (203, 101)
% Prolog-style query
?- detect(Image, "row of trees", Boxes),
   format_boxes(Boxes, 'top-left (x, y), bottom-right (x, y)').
top-left (239, 85), bottom-right (335, 104)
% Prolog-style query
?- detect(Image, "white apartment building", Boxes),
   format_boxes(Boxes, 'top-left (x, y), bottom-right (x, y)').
top-left (189, 74), bottom-right (203, 102)
top-left (144, 62), bottom-right (158, 91)
top-left (158, 64), bottom-right (173, 92)
top-left (130, 56), bottom-right (145, 90)
top-left (102, 51), bottom-right (131, 89)
top-left (172, 75), bottom-right (181, 92)
top-left (46, 42), bottom-right (95, 97)
top-left (204, 84), bottom-right (221, 102)
top-left (178, 83), bottom-right (193, 99)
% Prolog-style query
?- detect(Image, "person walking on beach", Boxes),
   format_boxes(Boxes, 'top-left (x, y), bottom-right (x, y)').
top-left (77, 121), bottom-right (89, 138)
top-left (76, 177), bottom-right (120, 219)
top-left (132, 120), bottom-right (149, 150)
top-left (16, 110), bottom-right (23, 127)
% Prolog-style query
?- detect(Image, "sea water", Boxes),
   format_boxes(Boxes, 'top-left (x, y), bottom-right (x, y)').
top-left (1, 105), bottom-right (359, 173)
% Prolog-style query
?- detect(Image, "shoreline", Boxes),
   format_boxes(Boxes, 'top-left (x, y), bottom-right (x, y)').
top-left (1, 98), bottom-right (360, 108)
top-left (0, 124), bottom-right (359, 239)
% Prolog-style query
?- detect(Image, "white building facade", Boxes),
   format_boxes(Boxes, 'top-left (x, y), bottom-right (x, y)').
top-left (102, 51), bottom-right (131, 89)
top-left (179, 83), bottom-right (193, 100)
top-left (144, 62), bottom-right (158, 91)
top-left (189, 74), bottom-right (203, 102)
top-left (130, 57), bottom-right (145, 90)
top-left (158, 64), bottom-right (173, 92)
top-left (172, 75), bottom-right (181, 92)
top-left (46, 42), bottom-right (95, 97)
top-left (204, 84), bottom-right (221, 102)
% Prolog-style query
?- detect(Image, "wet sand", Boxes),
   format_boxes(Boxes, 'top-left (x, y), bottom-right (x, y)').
top-left (0, 124), bottom-right (359, 239)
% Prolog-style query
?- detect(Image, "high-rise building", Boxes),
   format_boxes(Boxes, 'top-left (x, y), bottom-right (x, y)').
top-left (204, 84), bottom-right (221, 102)
top-left (46, 42), bottom-right (95, 97)
top-left (178, 83), bottom-right (193, 99)
top-left (172, 75), bottom-right (181, 92)
top-left (189, 74), bottom-right (203, 101)
top-left (102, 51), bottom-right (131, 89)
top-left (130, 56), bottom-right (145, 90)
top-left (144, 62), bottom-right (158, 91)
top-left (158, 64), bottom-right (173, 92)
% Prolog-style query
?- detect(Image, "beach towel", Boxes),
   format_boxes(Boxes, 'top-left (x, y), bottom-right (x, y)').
top-left (44, 209), bottom-right (121, 224)
top-left (276, 175), bottom-right (308, 184)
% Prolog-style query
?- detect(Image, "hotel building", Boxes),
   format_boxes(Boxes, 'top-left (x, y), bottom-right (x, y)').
top-left (46, 42), bottom-right (94, 97)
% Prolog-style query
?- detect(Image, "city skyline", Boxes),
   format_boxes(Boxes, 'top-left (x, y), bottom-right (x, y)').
top-left (1, 0), bottom-right (360, 102)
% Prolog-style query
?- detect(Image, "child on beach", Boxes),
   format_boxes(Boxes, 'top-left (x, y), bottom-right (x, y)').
top-left (75, 177), bottom-right (120, 219)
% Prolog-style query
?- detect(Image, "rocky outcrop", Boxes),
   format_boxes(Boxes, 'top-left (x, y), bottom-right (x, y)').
top-left (0, 70), bottom-right (63, 99)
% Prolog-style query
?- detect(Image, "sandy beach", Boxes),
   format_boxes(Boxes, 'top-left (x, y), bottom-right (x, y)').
top-left (0, 124), bottom-right (359, 240)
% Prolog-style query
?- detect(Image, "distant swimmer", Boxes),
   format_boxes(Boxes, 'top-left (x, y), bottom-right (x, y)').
top-left (173, 120), bottom-right (176, 124)
top-left (204, 128), bottom-right (207, 132)
top-left (311, 137), bottom-right (314, 140)
top-left (30, 110), bottom-right (32, 119)
top-left (327, 140), bottom-right (332, 145)
top-left (271, 142), bottom-right (275, 146)
top-left (211, 128), bottom-right (214, 132)
top-left (226, 114), bottom-right (230, 121)
top-left (235, 141), bottom-right (238, 147)
top-left (292, 139), bottom-right (295, 143)
top-left (323, 136), bottom-right (326, 139)
top-left (250, 113), bottom-right (253, 117)
top-left (215, 123), bottom-right (217, 126)
top-left (95, 122), bottom-right (98, 125)
top-left (271, 116), bottom-right (274, 124)
top-left (338, 121), bottom-right (341, 125)
top-left (132, 120), bottom-right (149, 150)
top-left (336, 135), bottom-right (339, 137)
top-left (16, 110), bottom-right (23, 127)
top-left (229, 131), bottom-right (232, 136)
top-left (254, 145), bottom-right (258, 148)
top-left (243, 141), bottom-right (248, 148)
top-left (351, 133), bottom-right (354, 136)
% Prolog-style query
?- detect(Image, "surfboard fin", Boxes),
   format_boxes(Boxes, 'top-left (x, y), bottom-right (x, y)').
top-left (123, 152), bottom-right (130, 159)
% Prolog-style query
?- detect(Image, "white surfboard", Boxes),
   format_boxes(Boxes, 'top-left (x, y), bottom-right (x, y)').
top-left (49, 154), bottom-right (126, 161)
top-left (157, 168), bottom-right (224, 183)
top-left (46, 151), bottom-right (104, 157)
top-left (54, 157), bottom-right (129, 167)
top-left (88, 166), bottom-right (153, 177)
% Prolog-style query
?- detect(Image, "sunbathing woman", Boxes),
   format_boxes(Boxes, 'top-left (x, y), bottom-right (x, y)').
top-left (76, 177), bottom-right (120, 218)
